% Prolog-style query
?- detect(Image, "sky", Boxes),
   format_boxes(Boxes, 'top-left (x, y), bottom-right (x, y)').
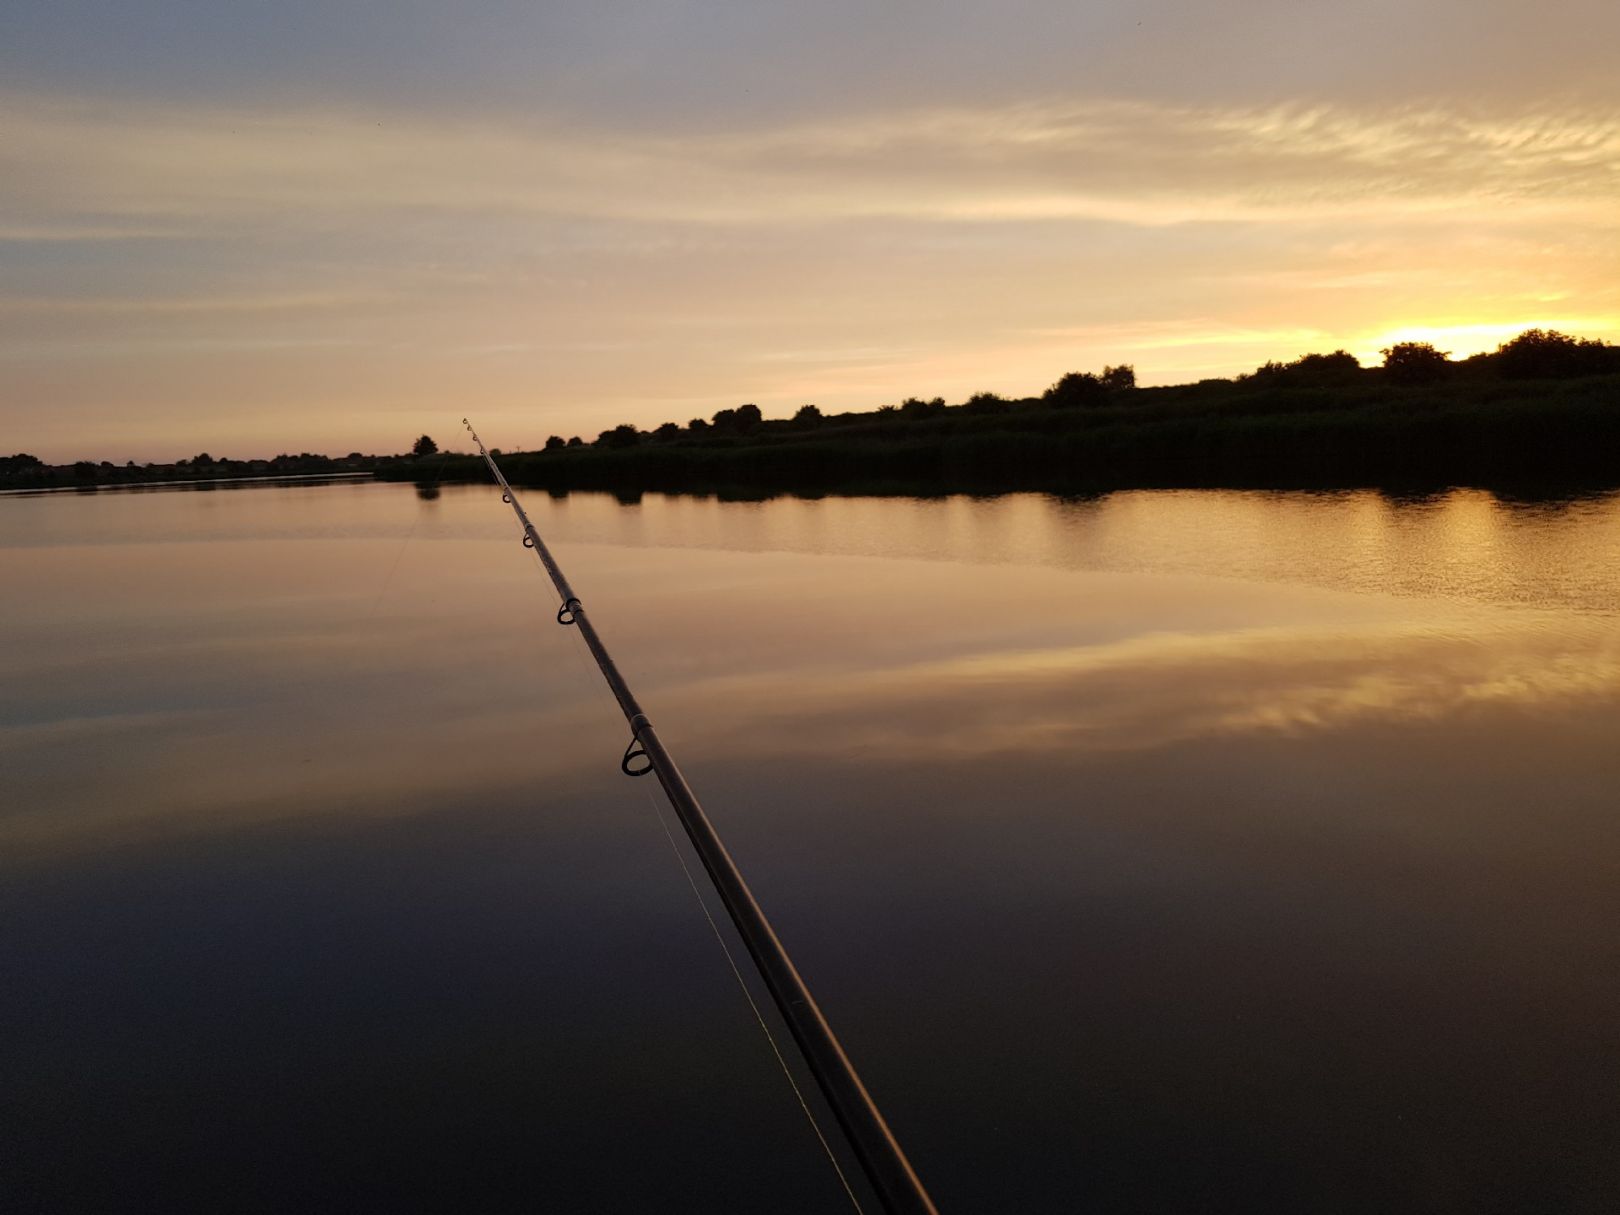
top-left (4, 1), bottom-right (1619, 462)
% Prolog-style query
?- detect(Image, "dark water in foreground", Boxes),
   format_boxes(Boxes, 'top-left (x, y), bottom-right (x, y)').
top-left (3, 483), bottom-right (1618, 1213)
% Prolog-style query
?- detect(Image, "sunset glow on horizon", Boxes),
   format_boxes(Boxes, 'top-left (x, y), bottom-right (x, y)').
top-left (4, 2), bottom-right (1618, 462)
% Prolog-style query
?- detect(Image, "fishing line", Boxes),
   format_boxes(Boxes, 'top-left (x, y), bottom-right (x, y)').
top-left (634, 776), bottom-right (867, 1215)
top-left (463, 420), bottom-right (938, 1215)
top-left (536, 540), bottom-right (864, 1211)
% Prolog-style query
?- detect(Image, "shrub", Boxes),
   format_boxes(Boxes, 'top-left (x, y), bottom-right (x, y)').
top-left (1381, 341), bottom-right (1451, 385)
top-left (1492, 329), bottom-right (1620, 379)
top-left (711, 404), bottom-right (764, 434)
top-left (1043, 372), bottom-right (1106, 408)
top-left (597, 424), bottom-right (642, 449)
top-left (1250, 350), bottom-right (1363, 387)
top-left (900, 396), bottom-right (947, 420)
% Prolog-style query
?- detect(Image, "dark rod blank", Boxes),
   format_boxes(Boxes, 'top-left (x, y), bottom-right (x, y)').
top-left (462, 422), bottom-right (938, 1215)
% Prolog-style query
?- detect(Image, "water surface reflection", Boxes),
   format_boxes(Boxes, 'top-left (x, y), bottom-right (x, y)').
top-left (3, 483), bottom-right (1617, 1211)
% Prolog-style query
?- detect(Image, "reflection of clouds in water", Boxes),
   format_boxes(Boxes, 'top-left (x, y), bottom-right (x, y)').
top-left (0, 647), bottom-right (618, 857)
top-left (12, 609), bottom-right (1619, 855)
top-left (667, 619), bottom-right (1620, 761)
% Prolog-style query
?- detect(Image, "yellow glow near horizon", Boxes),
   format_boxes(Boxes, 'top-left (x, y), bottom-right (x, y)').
top-left (1354, 318), bottom-right (1620, 363)
top-left (4, 86), bottom-right (1619, 460)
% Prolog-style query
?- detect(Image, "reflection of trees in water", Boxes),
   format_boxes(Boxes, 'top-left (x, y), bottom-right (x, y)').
top-left (415, 484), bottom-right (440, 501)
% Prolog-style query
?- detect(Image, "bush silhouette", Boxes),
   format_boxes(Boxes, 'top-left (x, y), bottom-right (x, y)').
top-left (1044, 372), bottom-right (1106, 408)
top-left (0, 453), bottom-right (44, 475)
top-left (1382, 342), bottom-right (1451, 385)
top-left (712, 404), bottom-right (764, 434)
top-left (1250, 350), bottom-right (1362, 388)
top-left (1492, 329), bottom-right (1620, 379)
top-left (597, 424), bottom-right (642, 449)
top-left (412, 435), bottom-right (438, 457)
top-left (900, 396), bottom-right (946, 420)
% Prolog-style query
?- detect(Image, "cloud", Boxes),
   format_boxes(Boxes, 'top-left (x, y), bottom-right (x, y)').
top-left (5, 93), bottom-right (1618, 234)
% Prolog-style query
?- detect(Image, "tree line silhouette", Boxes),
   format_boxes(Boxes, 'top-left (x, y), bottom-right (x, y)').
top-left (482, 330), bottom-right (1614, 459)
top-left (1, 450), bottom-right (403, 491)
top-left (13, 328), bottom-right (1618, 494)
top-left (372, 327), bottom-right (1620, 495)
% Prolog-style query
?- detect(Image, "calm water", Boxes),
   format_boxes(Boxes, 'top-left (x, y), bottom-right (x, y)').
top-left (4, 482), bottom-right (1618, 1213)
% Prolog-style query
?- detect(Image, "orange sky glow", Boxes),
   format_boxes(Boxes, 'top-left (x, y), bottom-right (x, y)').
top-left (3, 3), bottom-right (1618, 462)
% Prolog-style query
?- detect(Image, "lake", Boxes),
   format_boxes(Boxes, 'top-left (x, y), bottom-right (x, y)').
top-left (4, 481), bottom-right (1618, 1212)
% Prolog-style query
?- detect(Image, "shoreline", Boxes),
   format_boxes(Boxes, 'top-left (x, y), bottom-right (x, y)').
top-left (0, 471), bottom-right (374, 498)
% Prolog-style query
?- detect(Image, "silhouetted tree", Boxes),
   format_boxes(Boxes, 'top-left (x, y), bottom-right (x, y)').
top-left (544, 435), bottom-right (566, 451)
top-left (566, 436), bottom-right (583, 447)
top-left (1100, 364), bottom-right (1137, 390)
top-left (412, 435), bottom-right (438, 457)
top-left (597, 424), bottom-right (641, 449)
top-left (1381, 341), bottom-right (1451, 385)
top-left (1251, 350), bottom-right (1362, 386)
top-left (1495, 329), bottom-right (1580, 379)
top-left (687, 418), bottom-right (711, 434)
top-left (1294, 351), bottom-right (1362, 381)
top-left (1043, 372), bottom-right (1106, 408)
top-left (653, 422), bottom-right (683, 442)
top-left (792, 404), bottom-right (823, 428)
top-left (709, 404), bottom-right (763, 434)
top-left (900, 396), bottom-right (946, 420)
top-left (1492, 328), bottom-right (1620, 379)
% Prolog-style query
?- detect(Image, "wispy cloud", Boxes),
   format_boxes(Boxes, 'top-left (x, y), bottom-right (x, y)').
top-left (6, 93), bottom-right (1619, 231)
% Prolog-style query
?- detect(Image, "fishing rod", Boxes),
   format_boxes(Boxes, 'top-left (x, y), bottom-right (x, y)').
top-left (463, 420), bottom-right (938, 1215)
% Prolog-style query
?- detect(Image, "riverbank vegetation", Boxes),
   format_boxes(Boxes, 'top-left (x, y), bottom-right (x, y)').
top-left (15, 329), bottom-right (1618, 496)
top-left (0, 451), bottom-right (401, 492)
top-left (381, 329), bottom-right (1620, 496)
